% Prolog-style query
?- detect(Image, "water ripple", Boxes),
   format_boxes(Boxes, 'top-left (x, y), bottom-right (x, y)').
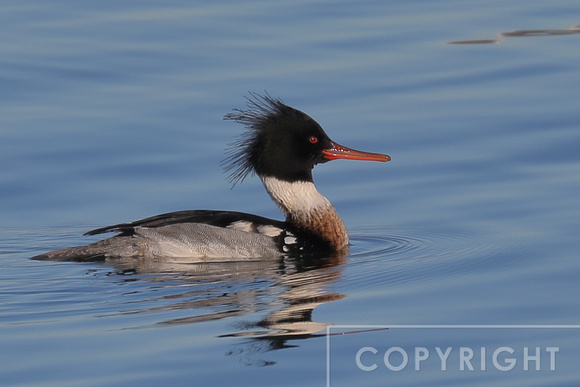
top-left (347, 224), bottom-right (531, 288)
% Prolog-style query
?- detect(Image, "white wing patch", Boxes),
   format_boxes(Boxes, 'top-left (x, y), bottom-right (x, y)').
top-left (226, 221), bottom-right (282, 238)
top-left (227, 220), bottom-right (255, 233)
top-left (257, 225), bottom-right (283, 237)
top-left (284, 236), bottom-right (297, 245)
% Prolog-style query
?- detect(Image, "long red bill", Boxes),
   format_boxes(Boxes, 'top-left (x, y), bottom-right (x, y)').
top-left (322, 141), bottom-right (391, 162)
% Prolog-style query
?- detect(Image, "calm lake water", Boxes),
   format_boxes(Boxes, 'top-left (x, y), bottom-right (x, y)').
top-left (2, 1), bottom-right (580, 386)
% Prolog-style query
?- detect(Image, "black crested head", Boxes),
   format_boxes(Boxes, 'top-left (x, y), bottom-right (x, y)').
top-left (223, 93), bottom-right (333, 185)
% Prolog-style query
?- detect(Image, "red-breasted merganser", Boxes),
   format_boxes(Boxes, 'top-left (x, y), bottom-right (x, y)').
top-left (33, 94), bottom-right (390, 262)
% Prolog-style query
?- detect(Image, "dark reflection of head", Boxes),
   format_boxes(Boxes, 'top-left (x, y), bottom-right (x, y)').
top-left (104, 253), bottom-right (346, 365)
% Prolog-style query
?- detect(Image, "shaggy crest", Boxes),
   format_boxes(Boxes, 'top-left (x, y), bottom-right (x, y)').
top-left (222, 92), bottom-right (291, 186)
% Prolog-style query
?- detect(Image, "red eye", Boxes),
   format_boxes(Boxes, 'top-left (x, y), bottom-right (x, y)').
top-left (309, 136), bottom-right (318, 144)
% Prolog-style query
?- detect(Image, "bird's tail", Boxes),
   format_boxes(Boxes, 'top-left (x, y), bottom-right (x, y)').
top-left (31, 236), bottom-right (137, 262)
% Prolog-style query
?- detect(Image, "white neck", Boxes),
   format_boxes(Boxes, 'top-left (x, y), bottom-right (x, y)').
top-left (261, 176), bottom-right (330, 217)
top-left (261, 176), bottom-right (349, 249)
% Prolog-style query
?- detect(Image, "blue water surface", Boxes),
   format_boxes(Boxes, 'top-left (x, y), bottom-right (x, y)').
top-left (1, 1), bottom-right (580, 386)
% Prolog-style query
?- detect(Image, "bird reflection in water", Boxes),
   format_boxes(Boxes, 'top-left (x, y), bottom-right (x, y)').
top-left (104, 253), bottom-right (346, 365)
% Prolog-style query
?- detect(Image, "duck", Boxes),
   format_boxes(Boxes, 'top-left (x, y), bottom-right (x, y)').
top-left (32, 93), bottom-right (390, 262)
